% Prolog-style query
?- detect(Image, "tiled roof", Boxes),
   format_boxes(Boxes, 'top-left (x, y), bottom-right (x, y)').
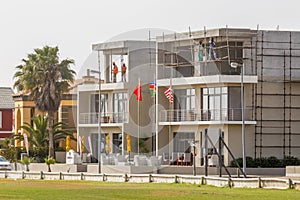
top-left (0, 87), bottom-right (14, 109)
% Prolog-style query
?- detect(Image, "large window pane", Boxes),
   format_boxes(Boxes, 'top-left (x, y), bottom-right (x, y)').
top-left (113, 133), bottom-right (122, 154)
top-left (202, 86), bottom-right (229, 121)
top-left (173, 132), bottom-right (195, 153)
top-left (202, 96), bottom-right (208, 110)
top-left (222, 94), bottom-right (228, 120)
top-left (90, 94), bottom-right (108, 114)
top-left (174, 89), bottom-right (195, 110)
top-left (214, 96), bottom-right (220, 120)
top-left (91, 133), bottom-right (107, 161)
top-left (228, 87), bottom-right (241, 120)
top-left (113, 92), bottom-right (128, 122)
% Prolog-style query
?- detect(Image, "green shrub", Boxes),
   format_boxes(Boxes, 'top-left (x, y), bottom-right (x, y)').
top-left (230, 156), bottom-right (300, 168)
top-left (284, 156), bottom-right (300, 166)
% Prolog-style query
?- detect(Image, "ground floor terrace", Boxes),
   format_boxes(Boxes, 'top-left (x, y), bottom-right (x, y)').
top-left (78, 122), bottom-right (259, 169)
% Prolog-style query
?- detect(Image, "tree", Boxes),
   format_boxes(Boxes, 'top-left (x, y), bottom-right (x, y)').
top-left (15, 115), bottom-right (76, 162)
top-left (0, 138), bottom-right (19, 162)
top-left (21, 157), bottom-right (31, 172)
top-left (14, 46), bottom-right (76, 158)
top-left (44, 157), bottom-right (55, 172)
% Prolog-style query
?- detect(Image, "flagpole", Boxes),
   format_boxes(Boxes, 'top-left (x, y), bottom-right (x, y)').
top-left (138, 78), bottom-right (140, 155)
top-left (152, 74), bottom-right (156, 156)
top-left (155, 42), bottom-right (159, 157)
top-left (168, 33), bottom-right (174, 159)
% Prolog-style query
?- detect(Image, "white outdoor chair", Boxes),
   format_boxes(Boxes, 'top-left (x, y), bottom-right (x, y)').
top-left (183, 153), bottom-right (192, 166)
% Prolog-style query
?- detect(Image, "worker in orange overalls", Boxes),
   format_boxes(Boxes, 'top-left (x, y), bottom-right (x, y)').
top-left (121, 63), bottom-right (127, 82)
top-left (112, 62), bottom-right (118, 83)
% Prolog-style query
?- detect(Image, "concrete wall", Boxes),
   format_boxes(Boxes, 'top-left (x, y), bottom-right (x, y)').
top-left (252, 31), bottom-right (300, 160)
top-left (286, 166), bottom-right (300, 177)
top-left (0, 171), bottom-right (296, 190)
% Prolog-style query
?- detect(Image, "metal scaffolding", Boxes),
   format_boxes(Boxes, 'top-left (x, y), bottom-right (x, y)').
top-left (254, 30), bottom-right (300, 161)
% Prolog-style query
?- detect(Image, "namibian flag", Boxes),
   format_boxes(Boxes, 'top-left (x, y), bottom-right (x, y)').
top-left (149, 81), bottom-right (156, 97)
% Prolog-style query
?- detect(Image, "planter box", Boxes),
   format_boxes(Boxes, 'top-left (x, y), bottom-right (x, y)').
top-left (55, 151), bottom-right (66, 163)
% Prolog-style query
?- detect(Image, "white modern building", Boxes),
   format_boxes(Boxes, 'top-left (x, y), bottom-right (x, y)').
top-left (77, 28), bottom-right (300, 168)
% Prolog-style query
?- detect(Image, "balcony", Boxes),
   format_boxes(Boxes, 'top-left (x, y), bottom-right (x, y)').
top-left (79, 112), bottom-right (128, 124)
top-left (160, 109), bottom-right (254, 123)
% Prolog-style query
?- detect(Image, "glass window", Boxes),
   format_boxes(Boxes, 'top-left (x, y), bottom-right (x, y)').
top-left (202, 96), bottom-right (208, 110)
top-left (208, 88), bottom-right (214, 94)
top-left (90, 94), bottom-right (108, 114)
top-left (113, 92), bottom-right (128, 122)
top-left (173, 132), bottom-right (195, 153)
top-left (91, 133), bottom-right (108, 160)
top-left (228, 87), bottom-right (241, 120)
top-left (202, 86), bottom-right (228, 120)
top-left (174, 89), bottom-right (195, 110)
top-left (113, 133), bottom-right (122, 154)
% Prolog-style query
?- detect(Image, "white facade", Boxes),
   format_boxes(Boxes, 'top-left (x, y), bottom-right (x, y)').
top-left (77, 28), bottom-right (300, 167)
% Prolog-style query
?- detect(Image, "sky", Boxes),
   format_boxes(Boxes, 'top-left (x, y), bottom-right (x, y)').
top-left (1, 0), bottom-right (299, 88)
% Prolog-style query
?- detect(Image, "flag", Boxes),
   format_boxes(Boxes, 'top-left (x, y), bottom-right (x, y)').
top-left (133, 81), bottom-right (142, 101)
top-left (78, 136), bottom-right (83, 156)
top-left (126, 135), bottom-right (131, 153)
top-left (88, 136), bottom-right (93, 155)
top-left (164, 86), bottom-right (173, 104)
top-left (66, 136), bottom-right (71, 152)
top-left (81, 136), bottom-right (85, 154)
top-left (106, 135), bottom-right (111, 154)
top-left (149, 81), bottom-right (156, 97)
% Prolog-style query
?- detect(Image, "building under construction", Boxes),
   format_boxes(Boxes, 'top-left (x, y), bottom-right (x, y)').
top-left (77, 27), bottom-right (300, 169)
top-left (156, 27), bottom-right (300, 165)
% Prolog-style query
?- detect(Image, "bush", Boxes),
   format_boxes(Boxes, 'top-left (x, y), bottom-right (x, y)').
top-left (230, 156), bottom-right (300, 168)
top-left (284, 156), bottom-right (300, 166)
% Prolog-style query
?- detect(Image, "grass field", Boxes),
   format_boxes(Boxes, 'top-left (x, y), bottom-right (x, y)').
top-left (0, 179), bottom-right (299, 200)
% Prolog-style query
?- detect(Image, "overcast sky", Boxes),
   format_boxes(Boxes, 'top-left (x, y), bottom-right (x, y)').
top-left (1, 0), bottom-right (299, 88)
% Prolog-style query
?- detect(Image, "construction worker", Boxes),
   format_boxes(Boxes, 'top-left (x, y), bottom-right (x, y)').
top-left (198, 41), bottom-right (205, 61)
top-left (121, 63), bottom-right (127, 82)
top-left (112, 62), bottom-right (118, 83)
top-left (208, 37), bottom-right (218, 60)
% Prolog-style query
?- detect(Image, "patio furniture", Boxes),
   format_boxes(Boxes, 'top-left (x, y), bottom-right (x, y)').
top-left (183, 153), bottom-right (192, 166)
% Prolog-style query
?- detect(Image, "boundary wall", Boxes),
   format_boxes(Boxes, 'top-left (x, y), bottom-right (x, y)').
top-left (0, 171), bottom-right (299, 190)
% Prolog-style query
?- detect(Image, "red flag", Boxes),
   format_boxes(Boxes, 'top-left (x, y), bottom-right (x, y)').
top-left (133, 82), bottom-right (142, 101)
top-left (164, 86), bottom-right (173, 104)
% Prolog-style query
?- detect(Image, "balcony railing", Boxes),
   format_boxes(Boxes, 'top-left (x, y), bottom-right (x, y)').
top-left (160, 109), bottom-right (253, 122)
top-left (79, 112), bottom-right (128, 124)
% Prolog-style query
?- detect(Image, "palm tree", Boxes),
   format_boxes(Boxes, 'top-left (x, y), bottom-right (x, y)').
top-left (20, 115), bottom-right (49, 161)
top-left (14, 46), bottom-right (76, 158)
top-left (15, 115), bottom-right (76, 162)
top-left (44, 157), bottom-right (55, 172)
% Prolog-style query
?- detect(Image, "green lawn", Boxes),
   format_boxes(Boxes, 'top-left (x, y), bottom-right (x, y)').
top-left (0, 179), bottom-right (299, 200)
